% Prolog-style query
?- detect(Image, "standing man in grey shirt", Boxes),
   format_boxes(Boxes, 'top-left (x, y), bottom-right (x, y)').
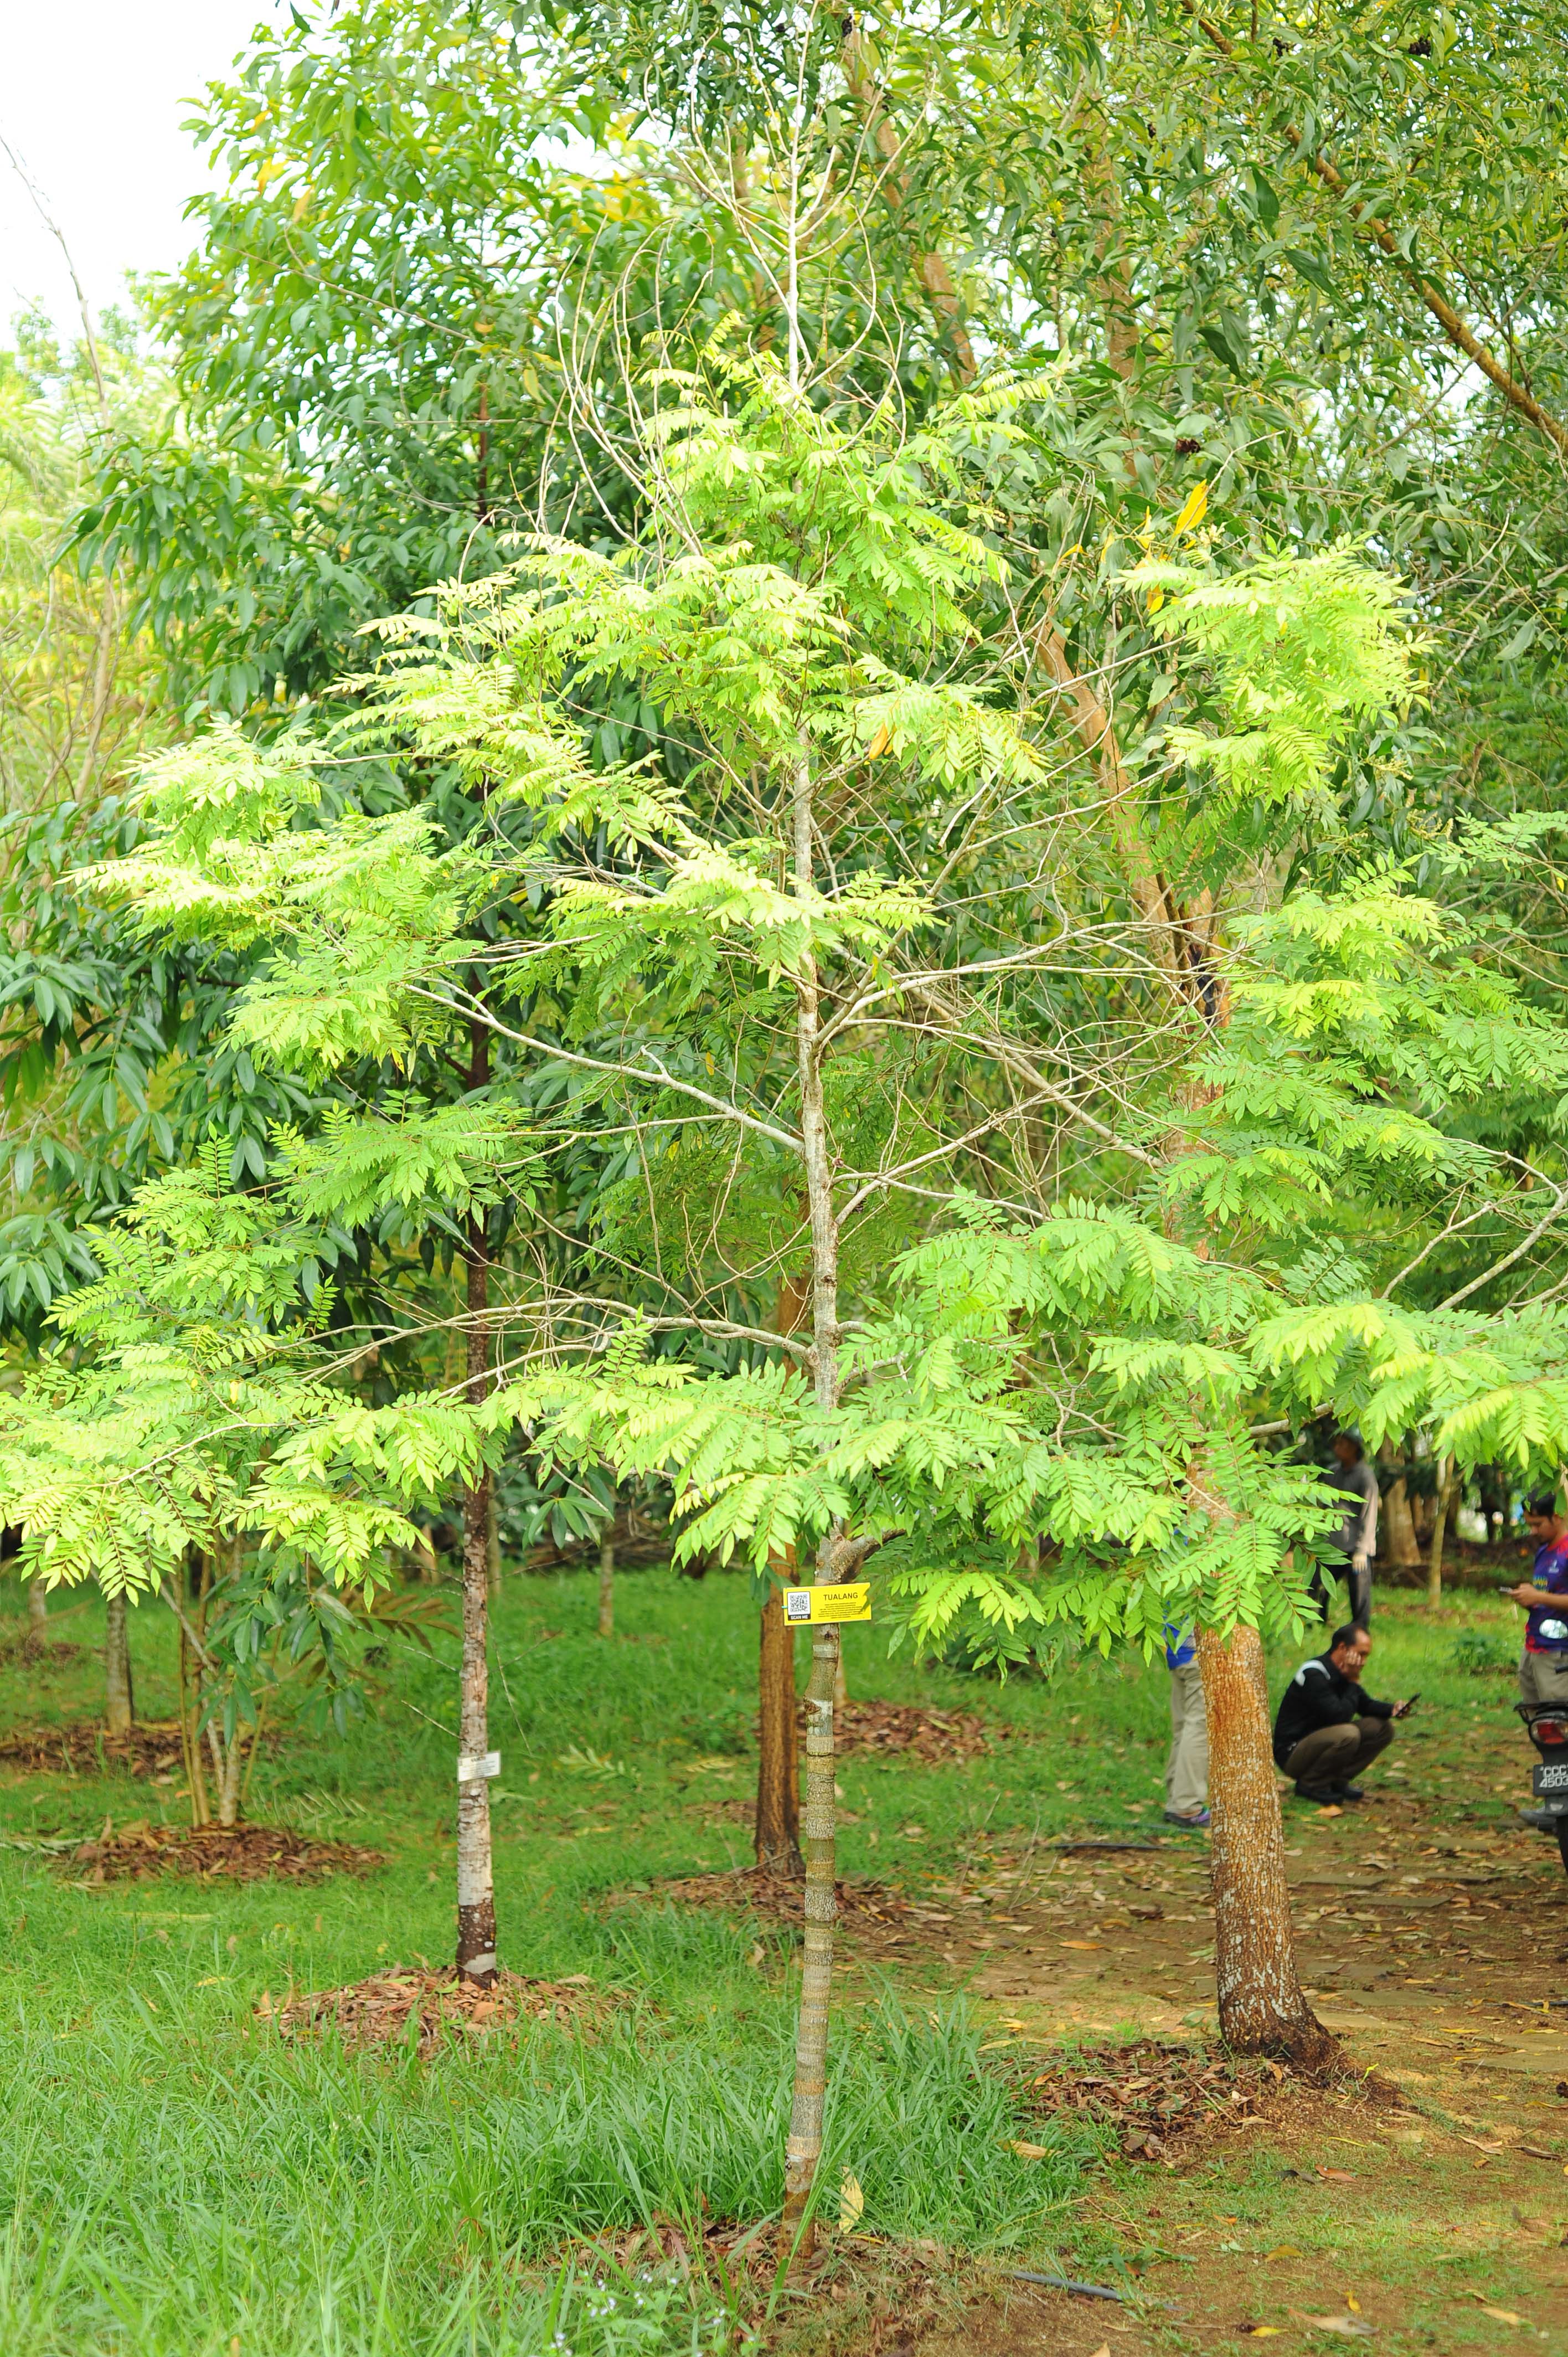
top-left (1319, 1430), bottom-right (1379, 1629)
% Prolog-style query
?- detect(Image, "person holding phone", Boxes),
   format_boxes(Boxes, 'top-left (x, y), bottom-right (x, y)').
top-left (1272, 1625), bottom-right (1414, 1805)
top-left (1503, 1492), bottom-right (1568, 1826)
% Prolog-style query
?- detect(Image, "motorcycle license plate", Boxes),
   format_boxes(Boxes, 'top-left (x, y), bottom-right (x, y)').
top-left (1534, 1761), bottom-right (1568, 1800)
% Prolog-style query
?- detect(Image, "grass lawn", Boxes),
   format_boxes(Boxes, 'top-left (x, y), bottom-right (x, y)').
top-left (0, 1561), bottom-right (1562, 2354)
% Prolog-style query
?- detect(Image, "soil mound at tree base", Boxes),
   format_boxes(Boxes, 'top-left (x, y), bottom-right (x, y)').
top-left (272, 1965), bottom-right (606, 2052)
top-left (1018, 2036), bottom-right (1287, 2158)
top-left (0, 1721), bottom-right (283, 1777)
top-left (64, 1821), bottom-right (382, 1883)
top-left (798, 1699), bottom-right (1005, 1762)
top-left (661, 1862), bottom-right (910, 1927)
top-left (2, 1721), bottom-right (187, 1776)
top-left (0, 1633), bottom-right (86, 1669)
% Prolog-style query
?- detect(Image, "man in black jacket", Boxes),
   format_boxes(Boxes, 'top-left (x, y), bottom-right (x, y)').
top-left (1272, 1625), bottom-right (1413, 1804)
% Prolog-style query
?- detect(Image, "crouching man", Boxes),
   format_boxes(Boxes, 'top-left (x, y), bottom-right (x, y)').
top-left (1272, 1625), bottom-right (1413, 1806)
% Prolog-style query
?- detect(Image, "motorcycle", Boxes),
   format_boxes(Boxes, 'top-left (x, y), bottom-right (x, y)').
top-left (1518, 1701), bottom-right (1568, 1870)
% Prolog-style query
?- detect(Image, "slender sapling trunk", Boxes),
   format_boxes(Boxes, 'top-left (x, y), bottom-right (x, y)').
top-left (597, 1535), bottom-right (615, 1638)
top-left (456, 1017), bottom-right (498, 1986)
top-left (783, 1610), bottom-right (840, 2256)
top-left (487, 1490), bottom-right (502, 1601)
top-left (27, 1578), bottom-right (47, 1634)
top-left (1196, 1622), bottom-right (1338, 2069)
top-left (780, 751), bottom-right (847, 2260)
top-left (756, 1271), bottom-right (808, 1876)
top-left (105, 1591), bottom-right (134, 1734)
top-left (1428, 1458), bottom-right (1458, 1608)
top-left (755, 1588), bottom-right (802, 1874)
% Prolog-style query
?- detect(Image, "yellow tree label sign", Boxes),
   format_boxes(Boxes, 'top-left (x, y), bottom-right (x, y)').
top-left (783, 1583), bottom-right (871, 1624)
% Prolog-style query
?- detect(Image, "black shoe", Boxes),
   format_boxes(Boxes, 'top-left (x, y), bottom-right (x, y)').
top-left (1519, 1807), bottom-right (1559, 1831)
top-left (1338, 1784), bottom-right (1368, 1802)
top-left (1295, 1783), bottom-right (1347, 1807)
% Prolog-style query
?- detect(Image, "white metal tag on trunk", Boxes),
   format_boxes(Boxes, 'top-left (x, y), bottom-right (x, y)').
top-left (457, 1750), bottom-right (501, 1781)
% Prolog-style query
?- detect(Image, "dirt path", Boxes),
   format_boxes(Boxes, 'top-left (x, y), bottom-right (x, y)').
top-left (826, 1707), bottom-right (1568, 2353)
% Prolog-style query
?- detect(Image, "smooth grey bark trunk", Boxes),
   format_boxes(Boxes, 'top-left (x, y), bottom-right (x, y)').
top-left (105, 1592), bottom-right (134, 1733)
top-left (456, 1017), bottom-right (498, 1985)
top-left (27, 1578), bottom-right (47, 1633)
top-left (597, 1536), bottom-right (615, 1638)
top-left (487, 1490), bottom-right (502, 1601)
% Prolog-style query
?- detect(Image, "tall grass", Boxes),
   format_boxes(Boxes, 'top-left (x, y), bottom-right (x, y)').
top-left (0, 1982), bottom-right (1089, 2356)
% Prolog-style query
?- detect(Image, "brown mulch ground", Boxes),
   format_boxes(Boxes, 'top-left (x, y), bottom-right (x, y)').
top-left (0, 1634), bottom-right (86, 1670)
top-left (661, 1862), bottom-right (911, 1928)
top-left (1015, 2035), bottom-right (1288, 2160)
top-left (272, 1965), bottom-right (607, 2052)
top-left (801, 1700), bottom-right (1005, 1763)
top-left (64, 1820), bottom-right (384, 1883)
top-left (0, 1721), bottom-right (189, 1776)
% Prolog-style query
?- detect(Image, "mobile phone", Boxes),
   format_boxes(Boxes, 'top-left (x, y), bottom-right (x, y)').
top-left (1395, 1692), bottom-right (1420, 1717)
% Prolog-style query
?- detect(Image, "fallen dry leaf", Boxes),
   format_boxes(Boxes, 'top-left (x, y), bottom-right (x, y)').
top-left (838, 2170), bottom-right (864, 2233)
top-left (1469, 2294), bottom-right (1525, 2325)
top-left (1265, 2245), bottom-right (1303, 2262)
top-left (1009, 2140), bottom-right (1052, 2160)
top-left (1291, 2311), bottom-right (1374, 2340)
top-left (1061, 1939), bottom-right (1103, 1951)
top-left (1242, 2332), bottom-right (1286, 2341)
top-left (1315, 2166), bottom-right (1358, 2183)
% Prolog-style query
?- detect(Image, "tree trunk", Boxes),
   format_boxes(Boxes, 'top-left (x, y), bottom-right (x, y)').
top-left (782, 1612), bottom-right (840, 2258)
top-left (597, 1536), bottom-right (615, 1638)
top-left (779, 748), bottom-right (846, 2263)
top-left (455, 1017), bottom-right (498, 1987)
top-left (1428, 1458), bottom-right (1458, 1607)
top-left (27, 1578), bottom-right (47, 1634)
top-left (175, 1608), bottom-right (210, 1829)
top-left (487, 1489), bottom-right (502, 1601)
top-left (1378, 1440), bottom-right (1421, 1568)
top-left (104, 1592), bottom-right (134, 1734)
top-left (756, 1589), bottom-right (802, 1875)
top-left (1196, 1623), bottom-right (1339, 2069)
top-left (756, 1270), bottom-right (809, 1877)
top-left (215, 1722), bottom-right (245, 1828)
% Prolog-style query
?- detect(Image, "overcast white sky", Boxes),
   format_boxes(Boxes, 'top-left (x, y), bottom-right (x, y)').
top-left (1, 0), bottom-right (285, 336)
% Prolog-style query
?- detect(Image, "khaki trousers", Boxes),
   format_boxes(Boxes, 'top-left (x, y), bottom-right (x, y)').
top-left (1281, 1715), bottom-right (1393, 1795)
top-left (1165, 1660), bottom-right (1209, 1815)
top-left (1519, 1650), bottom-right (1568, 1707)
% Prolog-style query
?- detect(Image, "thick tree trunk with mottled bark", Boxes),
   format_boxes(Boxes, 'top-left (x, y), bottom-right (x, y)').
top-left (1196, 1623), bottom-right (1338, 2068)
top-left (755, 1589), bottom-right (802, 1874)
top-left (105, 1592), bottom-right (133, 1733)
top-left (455, 1018), bottom-right (498, 1987)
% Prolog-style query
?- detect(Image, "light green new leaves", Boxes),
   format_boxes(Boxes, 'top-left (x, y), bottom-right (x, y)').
top-left (1128, 548), bottom-right (1412, 807)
